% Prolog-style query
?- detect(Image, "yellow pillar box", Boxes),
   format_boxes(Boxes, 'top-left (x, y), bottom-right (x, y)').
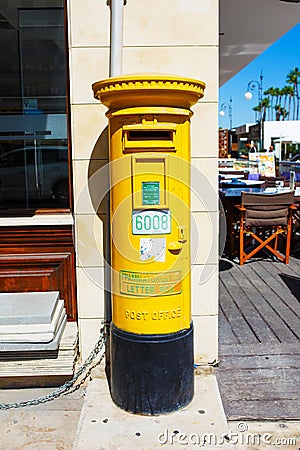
top-left (93, 74), bottom-right (205, 414)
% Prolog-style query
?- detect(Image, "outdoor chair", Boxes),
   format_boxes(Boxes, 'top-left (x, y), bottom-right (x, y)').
top-left (236, 191), bottom-right (296, 265)
top-left (259, 175), bottom-right (286, 187)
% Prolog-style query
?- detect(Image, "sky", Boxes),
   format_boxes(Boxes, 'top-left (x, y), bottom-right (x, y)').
top-left (219, 22), bottom-right (300, 130)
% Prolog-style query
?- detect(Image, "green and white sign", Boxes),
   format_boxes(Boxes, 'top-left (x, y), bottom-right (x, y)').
top-left (132, 210), bottom-right (171, 235)
top-left (142, 181), bottom-right (160, 205)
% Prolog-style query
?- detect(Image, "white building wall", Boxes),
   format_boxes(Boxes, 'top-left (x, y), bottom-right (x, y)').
top-left (264, 120), bottom-right (300, 149)
top-left (67, 0), bottom-right (219, 363)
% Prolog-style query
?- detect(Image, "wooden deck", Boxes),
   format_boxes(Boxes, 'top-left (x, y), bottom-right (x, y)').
top-left (216, 256), bottom-right (300, 420)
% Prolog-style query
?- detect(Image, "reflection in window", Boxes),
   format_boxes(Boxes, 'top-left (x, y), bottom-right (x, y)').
top-left (0, 1), bottom-right (69, 210)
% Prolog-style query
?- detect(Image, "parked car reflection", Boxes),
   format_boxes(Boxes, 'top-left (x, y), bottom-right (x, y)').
top-left (0, 146), bottom-right (69, 208)
top-left (290, 154), bottom-right (300, 162)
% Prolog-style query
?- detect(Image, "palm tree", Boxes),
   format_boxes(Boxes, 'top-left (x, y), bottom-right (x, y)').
top-left (286, 67), bottom-right (300, 120)
top-left (253, 99), bottom-right (269, 127)
top-left (281, 86), bottom-right (289, 112)
top-left (273, 87), bottom-right (282, 112)
top-left (274, 104), bottom-right (281, 121)
top-left (261, 98), bottom-right (270, 121)
top-left (281, 85), bottom-right (294, 120)
top-left (246, 68), bottom-right (300, 123)
top-left (252, 104), bottom-right (261, 122)
top-left (264, 87), bottom-right (277, 120)
top-left (264, 87), bottom-right (273, 120)
top-left (281, 108), bottom-right (288, 121)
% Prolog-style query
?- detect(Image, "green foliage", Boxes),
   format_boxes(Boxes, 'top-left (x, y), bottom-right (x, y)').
top-left (253, 67), bottom-right (300, 121)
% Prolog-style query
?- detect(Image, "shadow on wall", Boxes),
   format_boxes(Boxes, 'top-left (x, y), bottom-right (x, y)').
top-left (279, 273), bottom-right (300, 302)
top-left (87, 125), bottom-right (111, 376)
top-left (87, 125), bottom-right (109, 215)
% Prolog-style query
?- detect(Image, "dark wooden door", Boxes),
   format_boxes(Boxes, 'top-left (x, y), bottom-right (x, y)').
top-left (0, 224), bottom-right (77, 320)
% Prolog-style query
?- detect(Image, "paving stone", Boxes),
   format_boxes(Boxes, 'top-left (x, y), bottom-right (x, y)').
top-left (73, 372), bottom-right (233, 450)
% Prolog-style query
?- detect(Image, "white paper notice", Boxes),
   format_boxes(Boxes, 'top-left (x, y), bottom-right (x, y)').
top-left (140, 238), bottom-right (166, 262)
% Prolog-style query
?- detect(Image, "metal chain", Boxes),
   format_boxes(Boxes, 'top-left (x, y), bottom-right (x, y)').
top-left (0, 325), bottom-right (108, 410)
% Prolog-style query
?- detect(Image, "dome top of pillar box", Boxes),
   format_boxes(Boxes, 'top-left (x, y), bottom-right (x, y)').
top-left (92, 73), bottom-right (206, 111)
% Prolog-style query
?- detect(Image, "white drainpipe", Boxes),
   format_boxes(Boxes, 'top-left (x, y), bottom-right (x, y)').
top-left (104, 0), bottom-right (125, 327)
top-left (109, 0), bottom-right (125, 77)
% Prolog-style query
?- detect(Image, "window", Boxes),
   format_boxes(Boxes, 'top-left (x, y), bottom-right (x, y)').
top-left (0, 1), bottom-right (70, 210)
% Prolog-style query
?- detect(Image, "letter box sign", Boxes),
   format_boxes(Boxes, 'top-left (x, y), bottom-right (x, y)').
top-left (142, 181), bottom-right (160, 205)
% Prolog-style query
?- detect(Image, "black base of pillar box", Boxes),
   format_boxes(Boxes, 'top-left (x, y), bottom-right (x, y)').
top-left (109, 323), bottom-right (194, 415)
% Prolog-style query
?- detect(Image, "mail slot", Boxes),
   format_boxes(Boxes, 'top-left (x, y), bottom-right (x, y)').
top-left (123, 125), bottom-right (177, 151)
top-left (93, 74), bottom-right (205, 414)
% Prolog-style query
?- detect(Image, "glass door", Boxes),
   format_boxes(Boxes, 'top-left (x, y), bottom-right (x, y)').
top-left (0, 1), bottom-right (70, 211)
